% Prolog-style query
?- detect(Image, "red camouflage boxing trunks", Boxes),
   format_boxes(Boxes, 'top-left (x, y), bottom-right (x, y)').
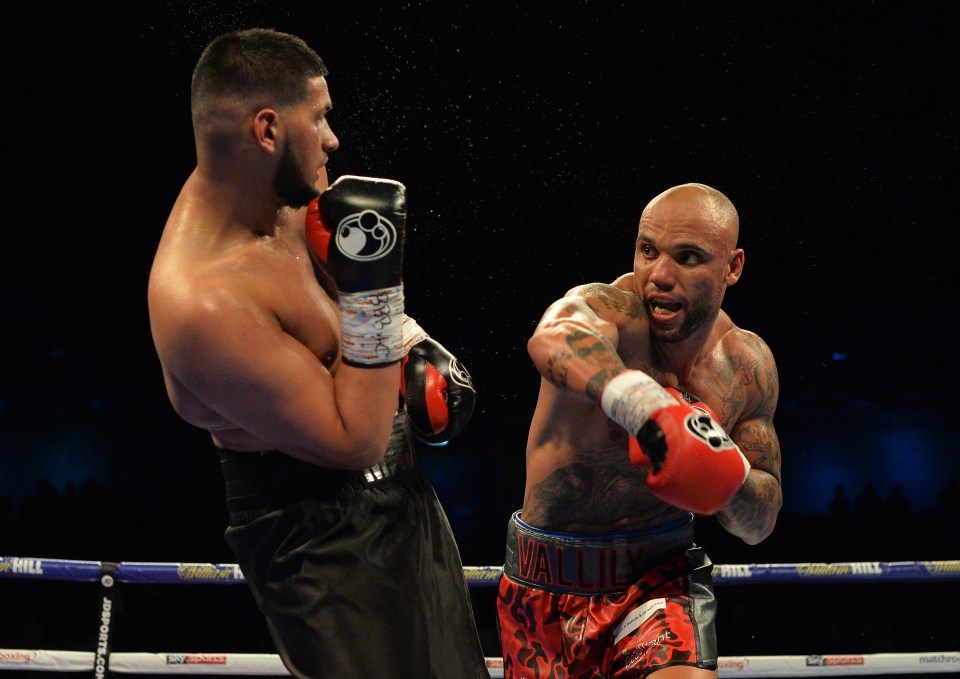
top-left (496, 511), bottom-right (718, 678)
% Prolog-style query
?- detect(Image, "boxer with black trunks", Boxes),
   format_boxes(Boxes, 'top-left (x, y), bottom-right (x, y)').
top-left (148, 28), bottom-right (487, 678)
top-left (497, 183), bottom-right (784, 678)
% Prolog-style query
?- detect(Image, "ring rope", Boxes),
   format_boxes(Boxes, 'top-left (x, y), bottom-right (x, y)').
top-left (3, 557), bottom-right (958, 677)
top-left (3, 557), bottom-right (958, 586)
top-left (2, 650), bottom-right (958, 676)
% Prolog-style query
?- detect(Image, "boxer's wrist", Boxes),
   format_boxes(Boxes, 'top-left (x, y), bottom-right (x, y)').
top-left (338, 285), bottom-right (405, 366)
top-left (599, 370), bottom-right (675, 435)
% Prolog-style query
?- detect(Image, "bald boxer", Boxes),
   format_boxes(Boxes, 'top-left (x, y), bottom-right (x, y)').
top-left (497, 183), bottom-right (783, 678)
top-left (148, 29), bottom-right (486, 679)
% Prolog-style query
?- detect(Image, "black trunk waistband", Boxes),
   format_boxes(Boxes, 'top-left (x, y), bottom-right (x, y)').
top-left (502, 511), bottom-right (695, 594)
top-left (218, 410), bottom-right (417, 526)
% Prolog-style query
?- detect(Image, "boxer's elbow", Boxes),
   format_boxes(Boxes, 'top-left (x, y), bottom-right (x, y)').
top-left (739, 522), bottom-right (776, 545)
top-left (718, 513), bottom-right (777, 545)
top-left (718, 488), bottom-right (782, 545)
top-left (526, 330), bottom-right (555, 377)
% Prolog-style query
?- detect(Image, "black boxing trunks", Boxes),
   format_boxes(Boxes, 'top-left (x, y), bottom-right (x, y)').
top-left (497, 511), bottom-right (718, 678)
top-left (218, 410), bottom-right (488, 679)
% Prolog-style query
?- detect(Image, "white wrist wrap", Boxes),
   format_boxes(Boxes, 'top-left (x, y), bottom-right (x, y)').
top-left (338, 285), bottom-right (405, 365)
top-left (401, 314), bottom-right (430, 354)
top-left (599, 370), bottom-right (676, 434)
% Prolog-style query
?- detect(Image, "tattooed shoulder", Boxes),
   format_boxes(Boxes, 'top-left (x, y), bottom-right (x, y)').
top-left (738, 330), bottom-right (780, 416)
top-left (578, 283), bottom-right (645, 319)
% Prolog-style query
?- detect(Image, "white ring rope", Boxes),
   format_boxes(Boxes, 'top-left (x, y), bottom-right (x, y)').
top-left (2, 557), bottom-right (958, 677)
top-left (2, 649), bottom-right (958, 676)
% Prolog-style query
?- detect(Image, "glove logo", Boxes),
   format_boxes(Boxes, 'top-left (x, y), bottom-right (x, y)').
top-left (335, 210), bottom-right (398, 261)
top-left (448, 358), bottom-right (475, 391)
top-left (684, 408), bottom-right (735, 451)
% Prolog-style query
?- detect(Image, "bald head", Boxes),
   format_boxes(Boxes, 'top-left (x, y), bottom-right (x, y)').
top-left (642, 183), bottom-right (739, 250)
top-left (631, 182), bottom-right (745, 342)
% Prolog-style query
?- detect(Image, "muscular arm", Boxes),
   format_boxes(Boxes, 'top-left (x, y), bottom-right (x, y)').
top-left (527, 282), bottom-right (646, 401)
top-left (715, 335), bottom-right (783, 544)
top-left (157, 278), bottom-right (399, 470)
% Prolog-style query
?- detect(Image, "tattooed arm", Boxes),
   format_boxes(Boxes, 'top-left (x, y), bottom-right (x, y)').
top-left (715, 332), bottom-right (783, 544)
top-left (527, 282), bottom-right (648, 402)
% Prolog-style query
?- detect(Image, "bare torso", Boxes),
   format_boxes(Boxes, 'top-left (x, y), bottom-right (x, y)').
top-left (148, 173), bottom-right (340, 451)
top-left (521, 275), bottom-right (769, 534)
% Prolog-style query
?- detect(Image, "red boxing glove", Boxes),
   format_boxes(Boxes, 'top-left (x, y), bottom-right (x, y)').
top-left (401, 337), bottom-right (476, 446)
top-left (629, 388), bottom-right (750, 515)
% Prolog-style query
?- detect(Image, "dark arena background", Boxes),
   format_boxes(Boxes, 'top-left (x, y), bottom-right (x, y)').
top-left (2, 1), bottom-right (957, 677)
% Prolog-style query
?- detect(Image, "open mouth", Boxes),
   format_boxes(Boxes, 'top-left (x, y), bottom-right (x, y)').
top-left (649, 298), bottom-right (682, 318)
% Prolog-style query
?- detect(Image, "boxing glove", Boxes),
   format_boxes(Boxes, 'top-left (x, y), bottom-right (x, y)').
top-left (601, 372), bottom-right (750, 515)
top-left (306, 175), bottom-right (406, 292)
top-left (305, 175), bottom-right (407, 366)
top-left (401, 336), bottom-right (476, 446)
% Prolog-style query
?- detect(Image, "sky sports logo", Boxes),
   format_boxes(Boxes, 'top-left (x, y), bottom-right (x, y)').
top-left (806, 655), bottom-right (864, 666)
top-left (166, 655), bottom-right (228, 665)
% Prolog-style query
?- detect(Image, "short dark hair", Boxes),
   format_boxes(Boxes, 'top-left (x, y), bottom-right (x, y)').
top-left (191, 28), bottom-right (329, 119)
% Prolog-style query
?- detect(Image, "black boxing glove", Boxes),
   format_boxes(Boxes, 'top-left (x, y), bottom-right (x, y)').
top-left (401, 336), bottom-right (477, 446)
top-left (305, 175), bottom-right (407, 366)
top-left (306, 175), bottom-right (405, 292)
